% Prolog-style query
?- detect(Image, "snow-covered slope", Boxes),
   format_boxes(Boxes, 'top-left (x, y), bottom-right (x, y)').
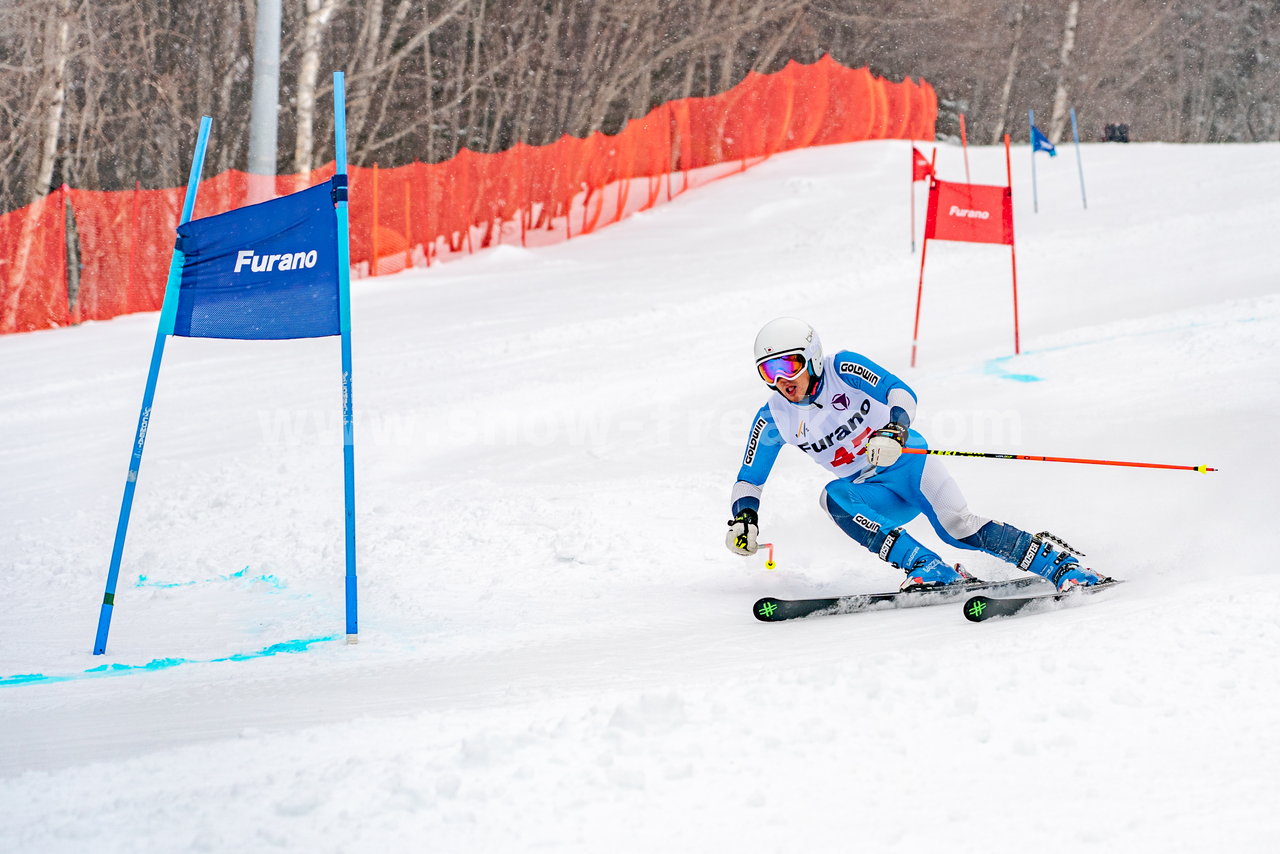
top-left (2, 140), bottom-right (1278, 853)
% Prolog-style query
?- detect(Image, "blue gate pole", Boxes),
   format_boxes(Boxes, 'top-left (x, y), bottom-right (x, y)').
top-left (1028, 109), bottom-right (1039, 214)
top-left (93, 116), bottom-right (212, 655)
top-left (1070, 107), bottom-right (1088, 210)
top-left (333, 72), bottom-right (358, 644)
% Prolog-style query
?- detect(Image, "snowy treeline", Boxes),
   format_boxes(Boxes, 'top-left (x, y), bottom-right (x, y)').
top-left (1, 0), bottom-right (1277, 211)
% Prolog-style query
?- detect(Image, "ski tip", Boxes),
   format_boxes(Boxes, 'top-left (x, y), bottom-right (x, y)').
top-left (963, 595), bottom-right (995, 622)
top-left (753, 598), bottom-right (784, 622)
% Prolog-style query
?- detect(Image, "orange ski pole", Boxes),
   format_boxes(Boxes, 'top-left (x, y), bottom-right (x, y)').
top-left (900, 447), bottom-right (1216, 473)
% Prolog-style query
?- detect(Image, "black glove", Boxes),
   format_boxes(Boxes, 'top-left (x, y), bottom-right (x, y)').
top-left (725, 508), bottom-right (759, 556)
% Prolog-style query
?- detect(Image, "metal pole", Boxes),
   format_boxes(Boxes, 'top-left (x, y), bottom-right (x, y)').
top-left (247, 0), bottom-right (282, 204)
top-left (1029, 109), bottom-right (1039, 213)
top-left (1070, 107), bottom-right (1088, 210)
top-left (909, 147), bottom-right (916, 254)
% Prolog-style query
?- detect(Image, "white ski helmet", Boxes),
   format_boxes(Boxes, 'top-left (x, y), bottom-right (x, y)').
top-left (753, 317), bottom-right (823, 385)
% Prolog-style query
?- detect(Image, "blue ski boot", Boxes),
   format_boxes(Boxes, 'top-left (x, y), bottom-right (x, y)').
top-left (876, 527), bottom-right (976, 591)
top-left (900, 557), bottom-right (975, 591)
top-left (1020, 535), bottom-right (1104, 591)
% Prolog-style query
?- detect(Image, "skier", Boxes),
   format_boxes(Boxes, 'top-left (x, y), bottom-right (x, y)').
top-left (725, 317), bottom-right (1104, 591)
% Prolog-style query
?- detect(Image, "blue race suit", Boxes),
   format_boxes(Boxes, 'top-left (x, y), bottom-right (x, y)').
top-left (731, 350), bottom-right (1041, 573)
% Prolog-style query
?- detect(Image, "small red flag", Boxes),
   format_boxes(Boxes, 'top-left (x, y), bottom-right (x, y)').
top-left (912, 147), bottom-right (934, 182)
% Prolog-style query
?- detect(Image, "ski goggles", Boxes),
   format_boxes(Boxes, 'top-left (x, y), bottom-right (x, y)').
top-left (757, 353), bottom-right (808, 385)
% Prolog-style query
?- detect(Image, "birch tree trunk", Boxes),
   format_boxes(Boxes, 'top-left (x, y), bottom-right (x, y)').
top-left (344, 0), bottom-right (385, 155)
top-left (1048, 0), bottom-right (1080, 143)
top-left (4, 0), bottom-right (72, 331)
top-left (293, 0), bottom-right (344, 178)
top-left (29, 2), bottom-right (72, 204)
top-left (990, 0), bottom-right (1027, 144)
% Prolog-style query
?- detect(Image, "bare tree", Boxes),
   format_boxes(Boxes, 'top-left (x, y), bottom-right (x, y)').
top-left (0, 4), bottom-right (42, 206)
top-left (29, 0), bottom-right (74, 203)
top-left (990, 0), bottom-right (1027, 144)
top-left (1047, 0), bottom-right (1080, 142)
top-left (2, 0), bottom-right (1280, 214)
top-left (293, 0), bottom-right (345, 177)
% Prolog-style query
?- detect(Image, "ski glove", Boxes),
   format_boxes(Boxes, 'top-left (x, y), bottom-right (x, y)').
top-left (725, 508), bottom-right (759, 556)
top-left (865, 422), bottom-right (908, 467)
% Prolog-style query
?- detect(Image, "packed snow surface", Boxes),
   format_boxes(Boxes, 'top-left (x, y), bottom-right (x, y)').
top-left (3, 140), bottom-right (1278, 852)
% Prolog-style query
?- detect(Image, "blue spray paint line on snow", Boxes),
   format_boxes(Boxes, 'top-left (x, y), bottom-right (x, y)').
top-left (135, 565), bottom-right (288, 591)
top-left (0, 636), bottom-right (336, 688)
top-left (978, 317), bottom-right (1259, 383)
top-left (211, 637), bottom-right (329, 661)
top-left (982, 355), bottom-right (1043, 383)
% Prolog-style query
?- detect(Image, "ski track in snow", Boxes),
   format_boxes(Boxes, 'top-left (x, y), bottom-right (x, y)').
top-left (2, 140), bottom-right (1278, 852)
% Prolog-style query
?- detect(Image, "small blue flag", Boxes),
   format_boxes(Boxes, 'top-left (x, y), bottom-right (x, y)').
top-left (173, 180), bottom-right (340, 339)
top-left (1031, 125), bottom-right (1057, 157)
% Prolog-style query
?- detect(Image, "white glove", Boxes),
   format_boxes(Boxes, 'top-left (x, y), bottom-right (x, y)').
top-left (725, 510), bottom-right (759, 556)
top-left (865, 423), bottom-right (908, 467)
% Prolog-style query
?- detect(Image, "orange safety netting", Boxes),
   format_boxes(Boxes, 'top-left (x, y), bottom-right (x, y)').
top-left (1, 55), bottom-right (935, 335)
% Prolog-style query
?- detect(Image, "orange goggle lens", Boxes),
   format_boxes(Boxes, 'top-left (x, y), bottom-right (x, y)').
top-left (758, 354), bottom-right (807, 384)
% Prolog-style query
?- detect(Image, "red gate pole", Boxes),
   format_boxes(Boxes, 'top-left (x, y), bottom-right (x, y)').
top-left (1010, 243), bottom-right (1021, 354)
top-left (910, 237), bottom-right (930, 368)
top-left (1005, 134), bottom-right (1020, 354)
